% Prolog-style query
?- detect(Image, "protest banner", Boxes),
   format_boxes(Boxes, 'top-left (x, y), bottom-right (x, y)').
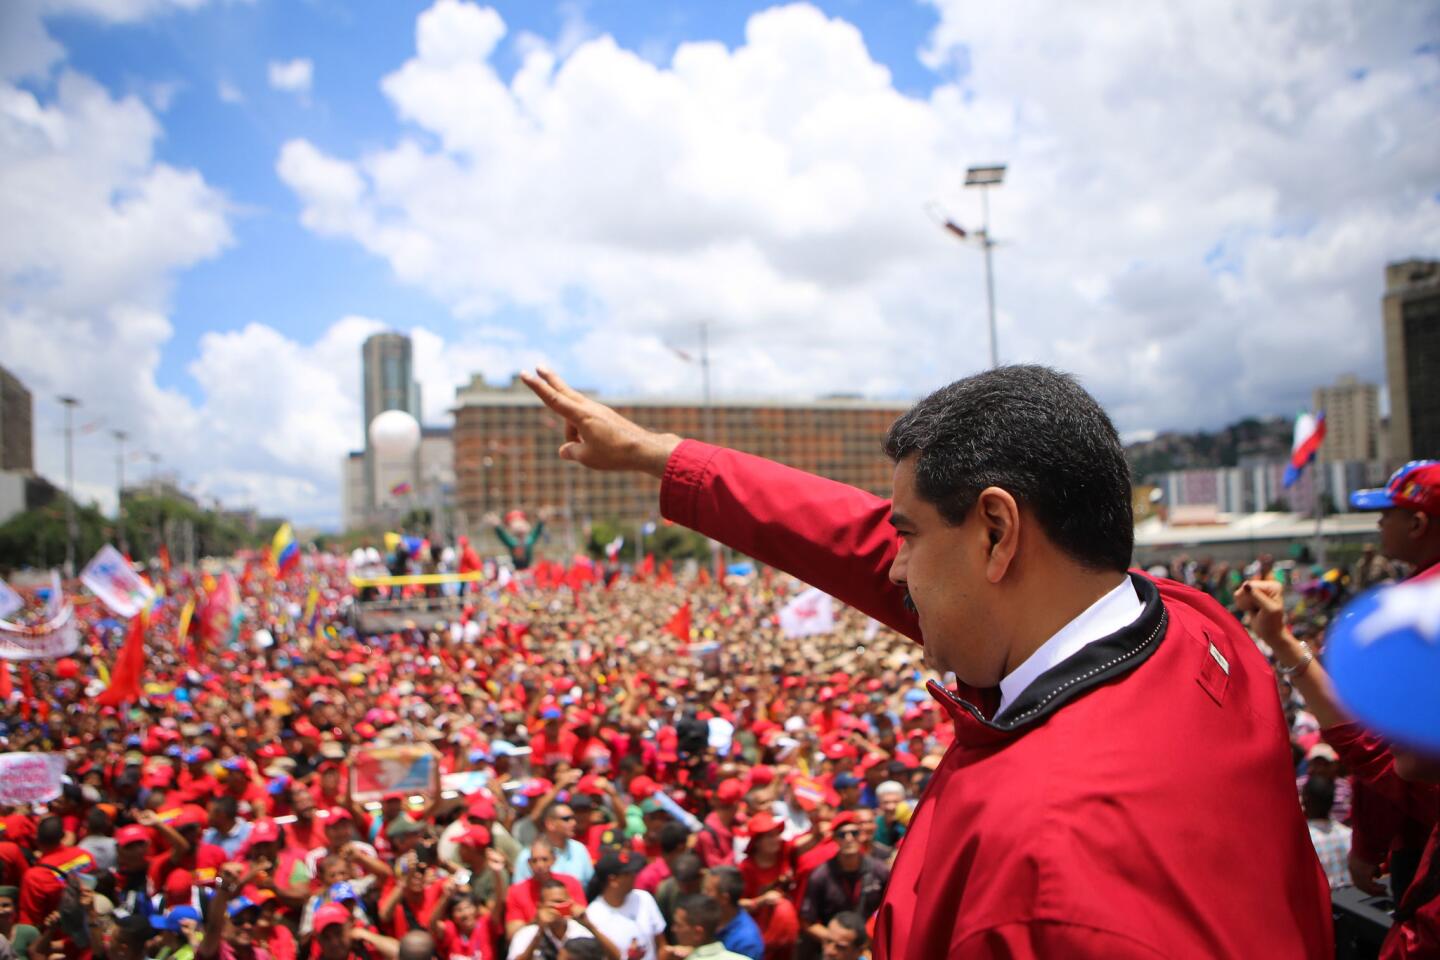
top-left (80, 545), bottom-right (154, 617)
top-left (0, 753), bottom-right (67, 805)
top-left (0, 580), bottom-right (21, 620)
top-left (0, 604), bottom-right (80, 660)
top-left (778, 586), bottom-right (836, 638)
top-left (349, 744), bottom-right (441, 803)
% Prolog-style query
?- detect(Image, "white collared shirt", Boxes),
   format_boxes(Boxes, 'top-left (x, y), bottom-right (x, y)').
top-left (996, 577), bottom-right (1144, 718)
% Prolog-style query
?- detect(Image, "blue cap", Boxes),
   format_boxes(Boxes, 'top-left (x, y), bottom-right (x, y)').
top-left (540, 707), bottom-right (563, 720)
top-left (1350, 460), bottom-right (1440, 513)
top-left (125, 735), bottom-right (143, 747)
top-left (833, 773), bottom-right (861, 790)
top-left (1324, 578), bottom-right (1440, 754)
top-left (903, 688), bottom-right (928, 704)
top-left (164, 745), bottom-right (184, 758)
top-left (328, 881), bottom-right (358, 903)
top-left (152, 905), bottom-right (201, 931)
top-left (266, 776), bottom-right (290, 796)
top-left (227, 896), bottom-right (259, 918)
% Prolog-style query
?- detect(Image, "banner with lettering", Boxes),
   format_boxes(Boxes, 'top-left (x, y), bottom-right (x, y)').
top-left (349, 745), bottom-right (440, 803)
top-left (0, 753), bottom-right (68, 805)
top-left (778, 587), bottom-right (836, 638)
top-left (80, 545), bottom-right (154, 617)
top-left (0, 604), bottom-right (80, 660)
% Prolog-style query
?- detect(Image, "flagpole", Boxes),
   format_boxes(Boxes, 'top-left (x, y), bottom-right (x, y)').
top-left (1314, 452), bottom-right (1327, 567)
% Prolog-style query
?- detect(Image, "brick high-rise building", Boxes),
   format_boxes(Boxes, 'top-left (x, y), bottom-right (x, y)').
top-left (452, 374), bottom-right (910, 537)
top-left (0, 365), bottom-right (34, 473)
top-left (1313, 374), bottom-right (1379, 462)
top-left (1383, 259), bottom-right (1440, 463)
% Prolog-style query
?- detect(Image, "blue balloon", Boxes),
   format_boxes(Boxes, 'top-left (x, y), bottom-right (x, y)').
top-left (1324, 578), bottom-right (1440, 754)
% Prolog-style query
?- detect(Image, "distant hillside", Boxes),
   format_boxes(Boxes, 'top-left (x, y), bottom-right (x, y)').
top-left (1125, 416), bottom-right (1291, 482)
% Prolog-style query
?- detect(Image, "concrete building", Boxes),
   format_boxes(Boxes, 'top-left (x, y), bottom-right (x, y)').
top-left (452, 374), bottom-right (909, 547)
top-left (1313, 374), bottom-right (1380, 462)
top-left (1383, 259), bottom-right (1440, 463)
top-left (361, 333), bottom-right (423, 516)
top-left (0, 366), bottom-right (34, 474)
top-left (1157, 458), bottom-right (1389, 519)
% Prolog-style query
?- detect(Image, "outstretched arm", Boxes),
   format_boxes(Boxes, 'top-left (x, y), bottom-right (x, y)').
top-left (520, 367), bottom-right (918, 639)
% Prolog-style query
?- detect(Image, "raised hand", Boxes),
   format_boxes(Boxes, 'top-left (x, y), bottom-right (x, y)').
top-left (519, 367), bottom-right (680, 476)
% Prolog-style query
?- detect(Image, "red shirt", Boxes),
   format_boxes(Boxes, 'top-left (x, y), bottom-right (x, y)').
top-left (380, 879), bottom-right (447, 938)
top-left (436, 916), bottom-right (496, 960)
top-left (694, 813), bottom-right (736, 868)
top-left (0, 841), bottom-right (29, 887)
top-left (528, 729), bottom-right (578, 769)
top-left (738, 842), bottom-right (795, 900)
top-left (660, 440), bottom-right (1333, 960)
top-left (149, 841), bottom-right (228, 890)
top-left (504, 874), bottom-right (587, 926)
top-left (257, 923), bottom-right (297, 960)
top-left (19, 848), bottom-right (90, 925)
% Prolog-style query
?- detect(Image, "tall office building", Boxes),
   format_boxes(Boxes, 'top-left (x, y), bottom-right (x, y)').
top-left (1313, 374), bottom-right (1379, 462)
top-left (361, 333), bottom-right (422, 513)
top-left (0, 366), bottom-right (34, 473)
top-left (452, 374), bottom-right (909, 539)
top-left (1383, 259), bottom-right (1440, 463)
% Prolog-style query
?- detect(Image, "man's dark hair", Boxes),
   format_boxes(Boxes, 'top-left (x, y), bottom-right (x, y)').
top-left (832, 911), bottom-right (870, 947)
top-left (559, 938), bottom-right (605, 960)
top-left (883, 365), bottom-right (1133, 571)
top-left (538, 877), bottom-right (569, 896)
top-left (658, 822), bottom-right (689, 855)
top-left (1301, 775), bottom-right (1335, 821)
top-left (85, 808), bottom-right (113, 836)
top-left (676, 894), bottom-right (723, 939)
top-left (209, 795), bottom-right (238, 820)
top-left (671, 852), bottom-right (703, 885)
top-left (36, 816), bottom-right (64, 849)
top-left (708, 865), bottom-right (744, 906)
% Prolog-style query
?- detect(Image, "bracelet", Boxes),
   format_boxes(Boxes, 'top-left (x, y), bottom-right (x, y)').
top-left (1275, 650), bottom-right (1314, 679)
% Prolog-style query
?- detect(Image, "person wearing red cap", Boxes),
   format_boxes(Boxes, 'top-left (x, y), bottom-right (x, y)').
top-left (1350, 460), bottom-right (1440, 583)
top-left (694, 780), bottom-right (744, 869)
top-left (524, 365), bottom-right (1332, 958)
top-left (146, 806), bottom-right (227, 898)
top-left (110, 822), bottom-right (162, 928)
top-left (428, 861), bottom-right (503, 960)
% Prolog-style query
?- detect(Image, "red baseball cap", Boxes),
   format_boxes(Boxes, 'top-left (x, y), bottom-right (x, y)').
top-left (313, 903), bottom-right (350, 933)
top-left (467, 796), bottom-right (497, 821)
top-left (829, 811), bottom-right (860, 835)
top-left (115, 825), bottom-right (151, 846)
top-left (714, 779), bottom-right (745, 805)
top-left (456, 826), bottom-right (491, 849)
top-left (1350, 460), bottom-right (1440, 515)
top-left (744, 812), bottom-right (783, 836)
top-left (249, 820), bottom-right (281, 845)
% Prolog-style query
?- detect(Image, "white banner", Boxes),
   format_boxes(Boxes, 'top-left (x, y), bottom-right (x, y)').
top-left (0, 753), bottom-right (67, 805)
top-left (80, 545), bottom-right (153, 617)
top-left (0, 604), bottom-right (80, 660)
top-left (778, 587), bottom-right (836, 638)
top-left (0, 580), bottom-right (21, 620)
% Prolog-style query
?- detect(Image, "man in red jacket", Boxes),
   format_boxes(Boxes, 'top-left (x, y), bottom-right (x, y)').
top-left (521, 364), bottom-right (1331, 958)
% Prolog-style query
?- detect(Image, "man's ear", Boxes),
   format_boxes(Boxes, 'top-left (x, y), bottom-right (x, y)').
top-left (1415, 511), bottom-right (1431, 540)
top-left (975, 487), bottom-right (1020, 584)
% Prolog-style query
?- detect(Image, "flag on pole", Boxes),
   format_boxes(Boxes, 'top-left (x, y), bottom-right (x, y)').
top-left (663, 602), bottom-right (692, 642)
top-left (778, 587), bottom-right (836, 638)
top-left (1283, 410), bottom-right (1327, 488)
top-left (80, 545), bottom-right (155, 617)
top-left (95, 613), bottom-right (146, 707)
top-left (176, 597), bottom-right (195, 649)
top-left (272, 523), bottom-right (300, 574)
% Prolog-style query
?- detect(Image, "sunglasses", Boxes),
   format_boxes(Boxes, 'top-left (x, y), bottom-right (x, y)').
top-left (835, 829), bottom-right (861, 839)
top-left (553, 814), bottom-right (576, 821)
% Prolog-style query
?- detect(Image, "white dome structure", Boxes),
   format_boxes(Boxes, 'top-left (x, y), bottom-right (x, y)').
top-left (368, 410), bottom-right (421, 460)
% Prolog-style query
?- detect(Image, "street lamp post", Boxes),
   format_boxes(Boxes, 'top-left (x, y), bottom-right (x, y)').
top-left (934, 164), bottom-right (1007, 370)
top-left (113, 430), bottom-right (128, 555)
top-left (58, 395), bottom-right (80, 577)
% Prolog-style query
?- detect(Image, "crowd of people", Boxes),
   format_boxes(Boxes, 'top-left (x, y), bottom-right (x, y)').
top-left (0, 359), bottom-right (1435, 959)
top-left (0, 538), bottom-right (931, 960)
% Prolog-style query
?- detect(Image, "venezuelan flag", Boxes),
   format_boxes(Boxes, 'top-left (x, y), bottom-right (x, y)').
top-left (272, 523), bottom-right (300, 574)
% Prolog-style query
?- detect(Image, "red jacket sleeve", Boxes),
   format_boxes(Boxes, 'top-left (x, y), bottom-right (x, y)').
top-left (1322, 723), bottom-right (1440, 826)
top-left (659, 440), bottom-right (919, 639)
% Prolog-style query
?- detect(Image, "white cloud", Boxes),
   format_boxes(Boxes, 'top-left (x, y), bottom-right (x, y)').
top-left (277, 0), bottom-right (1440, 438)
top-left (267, 57), bottom-right (313, 97)
top-left (217, 79), bottom-right (243, 104)
top-left (2, 0), bottom-right (226, 80)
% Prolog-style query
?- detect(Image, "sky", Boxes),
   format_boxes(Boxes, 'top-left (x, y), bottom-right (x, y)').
top-left (2, 0), bottom-right (1437, 530)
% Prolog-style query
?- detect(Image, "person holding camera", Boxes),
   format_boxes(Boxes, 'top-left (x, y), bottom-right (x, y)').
top-left (507, 880), bottom-right (612, 960)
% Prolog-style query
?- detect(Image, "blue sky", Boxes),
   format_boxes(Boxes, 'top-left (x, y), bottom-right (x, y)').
top-left (2, 0), bottom-right (1436, 528)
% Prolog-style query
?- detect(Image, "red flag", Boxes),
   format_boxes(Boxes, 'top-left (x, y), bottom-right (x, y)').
top-left (0, 662), bottom-right (11, 703)
top-left (18, 665), bottom-right (32, 720)
top-left (663, 602), bottom-right (691, 643)
top-left (637, 554), bottom-right (655, 581)
top-left (157, 544), bottom-right (172, 574)
top-left (96, 614), bottom-right (147, 707)
top-left (715, 550), bottom-right (728, 591)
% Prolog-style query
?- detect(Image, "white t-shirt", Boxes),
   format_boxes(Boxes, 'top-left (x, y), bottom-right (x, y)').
top-left (506, 919), bottom-right (590, 960)
top-left (584, 890), bottom-right (665, 960)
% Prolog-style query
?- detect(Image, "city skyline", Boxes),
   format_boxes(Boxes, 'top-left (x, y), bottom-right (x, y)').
top-left (2, 0), bottom-right (1437, 528)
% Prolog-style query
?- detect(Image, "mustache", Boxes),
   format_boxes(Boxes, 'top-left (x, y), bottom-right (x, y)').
top-left (903, 593), bottom-right (918, 614)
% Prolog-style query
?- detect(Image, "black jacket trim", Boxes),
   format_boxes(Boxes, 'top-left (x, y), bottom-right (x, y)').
top-left (938, 573), bottom-right (1169, 732)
